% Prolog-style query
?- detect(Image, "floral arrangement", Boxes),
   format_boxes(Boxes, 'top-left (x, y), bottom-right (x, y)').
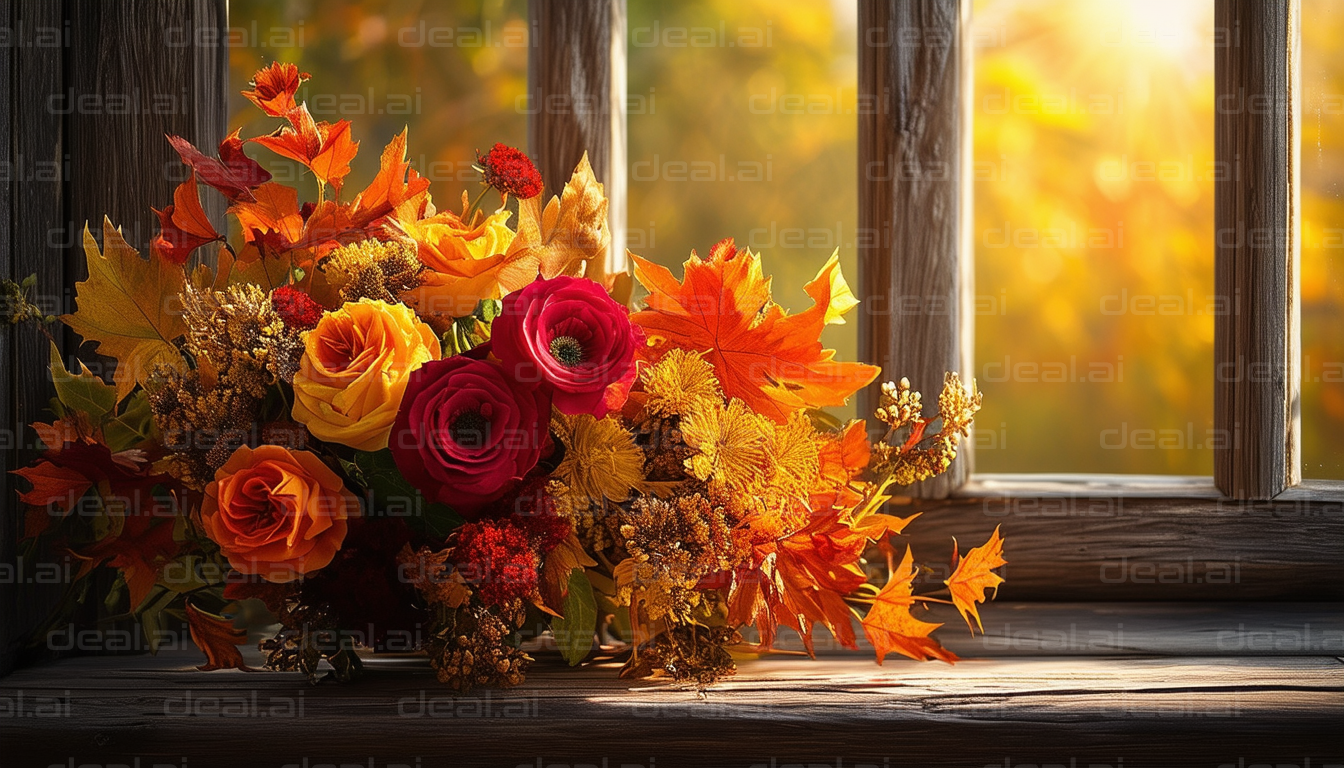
top-left (6, 63), bottom-right (1005, 689)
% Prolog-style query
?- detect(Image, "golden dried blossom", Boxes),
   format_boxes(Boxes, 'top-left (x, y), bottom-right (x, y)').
top-left (620, 624), bottom-right (742, 687)
top-left (552, 411), bottom-right (649, 505)
top-left (766, 410), bottom-right (821, 497)
top-left (869, 372), bottom-right (982, 488)
top-left (618, 491), bottom-right (746, 622)
top-left (679, 398), bottom-right (774, 493)
top-left (149, 283), bottom-right (302, 488)
top-left (428, 600), bottom-right (530, 692)
top-left (180, 282), bottom-right (303, 391)
top-left (873, 377), bottom-right (923, 431)
top-left (641, 349), bottom-right (722, 417)
top-left (324, 238), bottom-right (423, 304)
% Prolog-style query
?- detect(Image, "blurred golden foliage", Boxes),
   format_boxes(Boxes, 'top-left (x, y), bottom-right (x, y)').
top-left (228, 0), bottom-right (1342, 477)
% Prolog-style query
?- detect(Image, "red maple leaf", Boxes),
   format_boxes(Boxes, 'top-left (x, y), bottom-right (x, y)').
top-left (167, 131), bottom-right (271, 203)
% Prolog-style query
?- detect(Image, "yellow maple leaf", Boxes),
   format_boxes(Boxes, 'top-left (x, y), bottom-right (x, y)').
top-left (944, 525), bottom-right (1007, 633)
top-left (508, 151), bottom-right (610, 282)
top-left (62, 219), bottom-right (187, 400)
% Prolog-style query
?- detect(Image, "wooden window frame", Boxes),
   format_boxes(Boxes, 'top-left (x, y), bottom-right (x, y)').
top-left (529, 0), bottom-right (1342, 604)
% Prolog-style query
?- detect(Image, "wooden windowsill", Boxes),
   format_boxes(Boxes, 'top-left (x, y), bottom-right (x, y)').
top-left (2, 603), bottom-right (1341, 766)
top-left (957, 473), bottom-right (1344, 502)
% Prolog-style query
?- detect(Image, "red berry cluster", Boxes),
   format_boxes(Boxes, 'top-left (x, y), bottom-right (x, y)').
top-left (271, 285), bottom-right (324, 329)
top-left (477, 143), bottom-right (544, 200)
top-left (454, 519), bottom-right (538, 606)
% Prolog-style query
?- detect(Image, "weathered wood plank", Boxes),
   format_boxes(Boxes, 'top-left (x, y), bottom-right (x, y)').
top-left (959, 473), bottom-right (1223, 499)
top-left (527, 0), bottom-right (627, 274)
top-left (6, 0), bottom-right (67, 679)
top-left (858, 0), bottom-right (974, 499)
top-left (0, 0), bottom-right (228, 678)
top-left (65, 0), bottom-right (228, 259)
top-left (0, 654), bottom-right (1339, 766)
top-left (903, 494), bottom-right (1344, 600)
top-left (1214, 0), bottom-right (1302, 499)
top-left (0, 0), bottom-right (15, 680)
top-left (780, 602), bottom-right (1344, 657)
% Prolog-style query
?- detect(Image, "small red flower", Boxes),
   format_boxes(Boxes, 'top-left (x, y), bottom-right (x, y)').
top-left (271, 285), bottom-right (323, 329)
top-left (477, 143), bottom-right (544, 200)
top-left (454, 519), bottom-right (538, 606)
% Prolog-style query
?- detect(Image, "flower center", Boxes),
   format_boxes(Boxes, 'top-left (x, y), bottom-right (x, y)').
top-left (548, 335), bottom-right (585, 367)
top-left (449, 409), bottom-right (490, 448)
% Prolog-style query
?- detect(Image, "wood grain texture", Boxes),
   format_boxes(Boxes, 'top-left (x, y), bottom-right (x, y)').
top-left (1, 0), bottom-right (227, 677)
top-left (0, 0), bottom-right (14, 680)
top-left (5, 0), bottom-right (67, 681)
top-left (1214, 0), bottom-right (1302, 499)
top-left (65, 0), bottom-right (229, 258)
top-left (780, 602), bottom-right (1344, 657)
top-left (858, 0), bottom-right (974, 499)
top-left (528, 0), bottom-right (627, 274)
top-left (0, 653), bottom-right (1340, 767)
top-left (903, 491), bottom-right (1343, 600)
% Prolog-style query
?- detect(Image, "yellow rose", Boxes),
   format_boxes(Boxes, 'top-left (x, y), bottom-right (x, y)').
top-left (292, 299), bottom-right (441, 450)
top-left (406, 209), bottom-right (516, 272)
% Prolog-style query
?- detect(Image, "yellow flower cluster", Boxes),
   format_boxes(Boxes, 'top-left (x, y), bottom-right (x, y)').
top-left (869, 372), bottom-right (982, 487)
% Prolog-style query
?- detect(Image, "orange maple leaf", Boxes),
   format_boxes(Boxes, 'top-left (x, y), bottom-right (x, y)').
top-left (349, 129), bottom-right (431, 220)
top-left (230, 182), bottom-right (305, 249)
top-left (944, 525), bottom-right (1007, 633)
top-left (241, 62), bottom-right (309, 117)
top-left (726, 504), bottom-right (870, 654)
top-left (185, 601), bottom-right (251, 672)
top-left (631, 239), bottom-right (880, 423)
top-left (861, 547), bottom-right (958, 664)
top-left (151, 171), bottom-right (221, 265)
top-left (250, 105), bottom-right (359, 194)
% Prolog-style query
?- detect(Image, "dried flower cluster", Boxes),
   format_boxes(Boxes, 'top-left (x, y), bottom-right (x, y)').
top-left (325, 238), bottom-right (423, 304)
top-left (149, 283), bottom-right (303, 487)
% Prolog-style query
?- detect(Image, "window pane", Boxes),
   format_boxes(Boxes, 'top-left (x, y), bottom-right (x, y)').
top-left (1301, 0), bottom-right (1344, 479)
top-left (972, 0), bottom-right (1215, 474)
top-left (626, 0), bottom-right (859, 418)
top-left (229, 0), bottom-right (529, 196)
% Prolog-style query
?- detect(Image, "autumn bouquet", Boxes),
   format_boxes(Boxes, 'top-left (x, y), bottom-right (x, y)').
top-left (7, 63), bottom-right (1005, 689)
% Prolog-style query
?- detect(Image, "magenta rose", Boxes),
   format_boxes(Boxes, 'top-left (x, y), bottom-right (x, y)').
top-left (390, 356), bottom-right (551, 515)
top-left (493, 275), bottom-right (644, 417)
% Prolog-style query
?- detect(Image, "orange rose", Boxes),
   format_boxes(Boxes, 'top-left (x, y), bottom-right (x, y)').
top-left (292, 299), bottom-right (441, 450)
top-left (202, 445), bottom-right (357, 583)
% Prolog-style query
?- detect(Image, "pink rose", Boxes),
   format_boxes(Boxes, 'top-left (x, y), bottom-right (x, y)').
top-left (390, 356), bottom-right (550, 516)
top-left (493, 275), bottom-right (644, 417)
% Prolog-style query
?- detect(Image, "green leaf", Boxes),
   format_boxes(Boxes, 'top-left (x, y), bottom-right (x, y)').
top-left (421, 502), bottom-right (465, 540)
top-left (350, 449), bottom-right (462, 538)
top-left (103, 574), bottom-right (127, 613)
top-left (475, 298), bottom-right (501, 323)
top-left (133, 585), bottom-right (178, 655)
top-left (551, 569), bottom-right (597, 666)
top-left (49, 341), bottom-right (117, 421)
top-left (103, 390), bottom-right (156, 451)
